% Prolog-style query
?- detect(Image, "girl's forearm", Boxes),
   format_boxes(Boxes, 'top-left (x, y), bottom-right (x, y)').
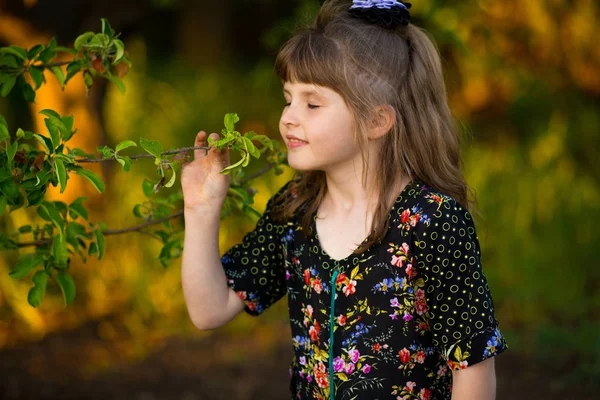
top-left (451, 358), bottom-right (497, 400)
top-left (181, 207), bottom-right (243, 330)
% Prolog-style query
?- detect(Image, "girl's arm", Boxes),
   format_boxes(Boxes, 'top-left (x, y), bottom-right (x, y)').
top-left (182, 207), bottom-right (245, 330)
top-left (451, 357), bottom-right (496, 400)
top-left (180, 131), bottom-right (244, 330)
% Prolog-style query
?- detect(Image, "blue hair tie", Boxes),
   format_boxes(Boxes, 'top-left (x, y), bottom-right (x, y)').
top-left (349, 0), bottom-right (412, 29)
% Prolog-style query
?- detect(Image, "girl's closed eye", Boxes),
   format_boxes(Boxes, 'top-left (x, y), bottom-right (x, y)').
top-left (283, 102), bottom-right (320, 109)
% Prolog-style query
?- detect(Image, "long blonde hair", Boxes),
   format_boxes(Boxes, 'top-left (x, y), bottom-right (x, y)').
top-left (271, 0), bottom-right (477, 254)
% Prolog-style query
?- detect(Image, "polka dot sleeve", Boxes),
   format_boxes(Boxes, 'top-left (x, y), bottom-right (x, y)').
top-left (220, 183), bottom-right (291, 317)
top-left (412, 198), bottom-right (508, 370)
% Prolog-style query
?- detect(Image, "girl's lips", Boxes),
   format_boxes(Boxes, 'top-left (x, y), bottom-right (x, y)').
top-left (287, 138), bottom-right (308, 148)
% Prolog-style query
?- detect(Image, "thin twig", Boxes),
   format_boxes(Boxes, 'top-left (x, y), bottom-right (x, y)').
top-left (16, 210), bottom-right (184, 248)
top-left (74, 145), bottom-right (211, 163)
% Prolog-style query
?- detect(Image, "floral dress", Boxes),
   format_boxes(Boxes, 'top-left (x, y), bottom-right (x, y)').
top-left (221, 177), bottom-right (508, 400)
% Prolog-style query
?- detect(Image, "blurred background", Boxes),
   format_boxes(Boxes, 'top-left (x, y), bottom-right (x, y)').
top-left (0, 0), bottom-right (598, 399)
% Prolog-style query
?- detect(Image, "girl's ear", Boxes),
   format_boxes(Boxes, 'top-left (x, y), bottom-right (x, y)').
top-left (367, 105), bottom-right (396, 140)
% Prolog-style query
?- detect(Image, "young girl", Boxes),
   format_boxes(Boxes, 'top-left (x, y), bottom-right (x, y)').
top-left (180, 1), bottom-right (508, 399)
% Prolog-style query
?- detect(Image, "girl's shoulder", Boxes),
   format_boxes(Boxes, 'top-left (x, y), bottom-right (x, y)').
top-left (393, 177), bottom-right (471, 231)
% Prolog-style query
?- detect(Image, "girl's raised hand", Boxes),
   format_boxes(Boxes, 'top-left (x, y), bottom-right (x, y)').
top-left (180, 131), bottom-right (231, 212)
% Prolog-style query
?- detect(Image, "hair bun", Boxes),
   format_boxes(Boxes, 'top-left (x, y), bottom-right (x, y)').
top-left (348, 0), bottom-right (412, 29)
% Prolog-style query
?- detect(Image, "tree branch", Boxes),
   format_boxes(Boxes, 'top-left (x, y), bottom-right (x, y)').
top-left (16, 209), bottom-right (184, 248)
top-left (73, 145), bottom-right (211, 163)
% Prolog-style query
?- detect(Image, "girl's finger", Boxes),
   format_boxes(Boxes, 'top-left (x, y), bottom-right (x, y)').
top-left (194, 131), bottom-right (209, 160)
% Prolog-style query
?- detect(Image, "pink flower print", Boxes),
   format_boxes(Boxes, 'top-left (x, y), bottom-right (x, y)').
top-left (401, 209), bottom-right (411, 224)
top-left (312, 278), bottom-right (323, 294)
top-left (362, 364), bottom-right (371, 374)
top-left (390, 298), bottom-right (400, 308)
top-left (303, 317), bottom-right (309, 327)
top-left (286, 270), bottom-right (291, 280)
top-left (307, 375), bottom-right (313, 382)
top-left (410, 213), bottom-right (420, 227)
top-left (335, 273), bottom-right (348, 285)
top-left (344, 362), bottom-right (355, 375)
top-left (391, 254), bottom-right (404, 267)
top-left (333, 357), bottom-right (345, 373)
top-left (399, 348), bottom-right (411, 364)
top-left (415, 289), bottom-right (428, 315)
top-left (437, 364), bottom-right (448, 376)
top-left (299, 356), bottom-right (306, 366)
top-left (343, 280), bottom-right (357, 296)
top-left (349, 349), bottom-right (360, 363)
top-left (401, 242), bottom-right (410, 255)
top-left (419, 388), bottom-right (432, 400)
top-left (304, 269), bottom-right (310, 285)
top-left (306, 304), bottom-right (314, 317)
top-left (405, 381), bottom-right (417, 392)
top-left (337, 315), bottom-right (347, 326)
top-left (406, 264), bottom-right (418, 278)
top-left (415, 351), bottom-right (426, 364)
top-left (390, 313), bottom-right (398, 320)
top-left (403, 312), bottom-right (413, 321)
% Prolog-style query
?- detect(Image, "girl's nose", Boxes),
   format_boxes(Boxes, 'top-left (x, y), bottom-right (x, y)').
top-left (281, 104), bottom-right (299, 127)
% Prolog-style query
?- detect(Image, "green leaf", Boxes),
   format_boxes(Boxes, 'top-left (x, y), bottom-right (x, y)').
top-left (133, 204), bottom-right (143, 218)
top-left (0, 195), bottom-right (7, 215)
top-left (33, 133), bottom-right (52, 153)
top-left (22, 82), bottom-right (35, 102)
top-left (50, 66), bottom-right (65, 88)
top-left (142, 178), bottom-right (154, 198)
top-left (220, 155), bottom-right (245, 175)
top-left (54, 158), bottom-right (67, 193)
top-left (19, 225), bottom-right (32, 233)
top-left (65, 61), bottom-right (81, 85)
top-left (39, 201), bottom-right (64, 232)
top-left (27, 44), bottom-right (44, 60)
top-left (112, 39), bottom-right (124, 64)
top-left (140, 137), bottom-right (163, 159)
top-left (224, 113), bottom-right (239, 132)
top-left (115, 140), bottom-right (136, 153)
top-left (39, 109), bottom-right (62, 120)
top-left (101, 18), bottom-right (115, 37)
top-left (74, 32), bottom-right (95, 50)
top-left (9, 253), bottom-right (45, 280)
top-left (44, 119), bottom-right (61, 150)
top-left (0, 76), bottom-right (16, 97)
top-left (1, 54), bottom-right (20, 68)
top-left (1, 46), bottom-right (27, 61)
top-left (164, 165), bottom-right (177, 188)
top-left (54, 46), bottom-right (76, 55)
top-left (38, 46), bottom-right (56, 64)
top-left (0, 114), bottom-right (8, 139)
top-left (68, 197), bottom-right (88, 220)
top-left (7, 141), bottom-right (18, 164)
top-left (28, 270), bottom-right (49, 308)
top-left (56, 272), bottom-right (76, 305)
top-left (115, 155), bottom-right (132, 172)
top-left (52, 233), bottom-right (68, 264)
top-left (29, 66), bottom-right (44, 89)
top-left (243, 137), bottom-right (260, 159)
top-left (94, 226), bottom-right (105, 260)
top-left (74, 168), bottom-right (104, 193)
top-left (0, 178), bottom-right (19, 200)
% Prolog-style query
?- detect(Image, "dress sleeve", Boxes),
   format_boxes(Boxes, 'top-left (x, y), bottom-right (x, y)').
top-left (412, 197), bottom-right (508, 370)
top-left (220, 181), bottom-right (292, 317)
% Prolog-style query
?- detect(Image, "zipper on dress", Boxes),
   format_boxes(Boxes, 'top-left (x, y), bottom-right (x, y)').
top-left (329, 264), bottom-right (340, 400)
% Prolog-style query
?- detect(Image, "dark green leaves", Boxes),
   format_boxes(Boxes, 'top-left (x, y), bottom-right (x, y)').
top-left (9, 253), bottom-right (45, 279)
top-left (74, 168), bottom-right (105, 193)
top-left (28, 270), bottom-right (48, 308)
top-left (56, 272), bottom-right (76, 305)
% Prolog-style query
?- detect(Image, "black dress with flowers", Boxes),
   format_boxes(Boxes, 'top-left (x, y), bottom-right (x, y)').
top-left (221, 177), bottom-right (508, 400)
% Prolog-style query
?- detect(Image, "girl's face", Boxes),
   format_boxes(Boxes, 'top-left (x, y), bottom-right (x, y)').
top-left (279, 81), bottom-right (360, 173)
